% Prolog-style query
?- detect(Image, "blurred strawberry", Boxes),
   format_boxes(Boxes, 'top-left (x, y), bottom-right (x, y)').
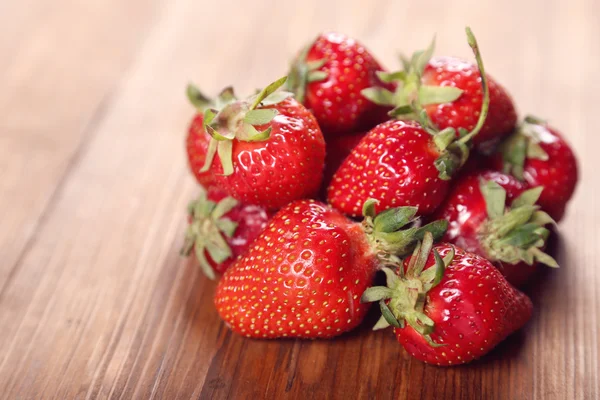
top-left (287, 32), bottom-right (392, 135)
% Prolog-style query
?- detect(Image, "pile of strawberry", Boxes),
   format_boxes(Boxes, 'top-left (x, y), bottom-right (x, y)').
top-left (181, 28), bottom-right (578, 366)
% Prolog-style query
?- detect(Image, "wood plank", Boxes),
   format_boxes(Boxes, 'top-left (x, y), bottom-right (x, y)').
top-left (0, 0), bottom-right (598, 398)
top-left (0, 0), bottom-right (163, 288)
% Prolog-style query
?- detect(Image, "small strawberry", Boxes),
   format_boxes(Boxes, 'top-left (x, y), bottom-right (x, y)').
top-left (492, 116), bottom-right (579, 221)
top-left (431, 170), bottom-right (558, 286)
top-left (181, 186), bottom-right (270, 279)
top-left (184, 84), bottom-right (237, 188)
top-left (200, 77), bottom-right (326, 209)
top-left (328, 28), bottom-right (490, 218)
top-left (215, 199), bottom-right (448, 339)
top-left (286, 32), bottom-right (392, 135)
top-left (362, 38), bottom-right (516, 151)
top-left (362, 232), bottom-right (533, 366)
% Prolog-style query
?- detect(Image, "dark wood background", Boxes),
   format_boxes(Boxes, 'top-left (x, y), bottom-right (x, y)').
top-left (1, 0), bottom-right (598, 398)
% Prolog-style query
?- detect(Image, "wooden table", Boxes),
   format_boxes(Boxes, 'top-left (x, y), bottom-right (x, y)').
top-left (1, 0), bottom-right (598, 398)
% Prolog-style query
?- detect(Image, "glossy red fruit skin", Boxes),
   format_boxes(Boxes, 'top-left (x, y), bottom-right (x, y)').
top-left (422, 56), bottom-right (517, 150)
top-left (327, 120), bottom-right (449, 218)
top-left (215, 200), bottom-right (376, 339)
top-left (491, 124), bottom-right (578, 221)
top-left (210, 98), bottom-right (326, 210)
top-left (321, 131), bottom-right (367, 195)
top-left (195, 187), bottom-right (270, 274)
top-left (303, 32), bottom-right (392, 135)
top-left (186, 114), bottom-right (214, 188)
top-left (430, 170), bottom-right (530, 285)
top-left (396, 244), bottom-right (533, 366)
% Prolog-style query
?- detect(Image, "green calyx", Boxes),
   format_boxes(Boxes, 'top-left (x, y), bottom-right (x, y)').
top-left (500, 115), bottom-right (550, 181)
top-left (478, 180), bottom-right (559, 268)
top-left (361, 27), bottom-right (490, 181)
top-left (361, 199), bottom-right (448, 269)
top-left (196, 76), bottom-right (293, 176)
top-left (361, 231), bottom-right (454, 346)
top-left (180, 191), bottom-right (240, 280)
top-left (286, 38), bottom-right (328, 103)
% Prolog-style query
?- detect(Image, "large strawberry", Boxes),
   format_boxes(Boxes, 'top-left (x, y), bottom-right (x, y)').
top-left (200, 77), bottom-right (326, 210)
top-left (328, 28), bottom-right (490, 218)
top-left (362, 232), bottom-right (533, 366)
top-left (215, 199), bottom-right (448, 339)
top-left (431, 170), bottom-right (558, 286)
top-left (362, 36), bottom-right (516, 151)
top-left (492, 116), bottom-right (579, 221)
top-left (181, 186), bottom-right (270, 279)
top-left (286, 32), bottom-right (392, 135)
top-left (184, 85), bottom-right (236, 188)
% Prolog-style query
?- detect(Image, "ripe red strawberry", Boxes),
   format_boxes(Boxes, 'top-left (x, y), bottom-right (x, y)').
top-left (421, 56), bottom-right (517, 151)
top-left (186, 114), bottom-right (213, 188)
top-left (362, 232), bottom-right (533, 366)
top-left (492, 116), bottom-right (579, 221)
top-left (322, 131), bottom-right (366, 192)
top-left (181, 186), bottom-right (270, 279)
top-left (215, 199), bottom-right (448, 339)
top-left (287, 32), bottom-right (392, 135)
top-left (328, 28), bottom-right (491, 218)
top-left (431, 170), bottom-right (558, 286)
top-left (200, 77), bottom-right (326, 209)
top-left (362, 38), bottom-right (516, 152)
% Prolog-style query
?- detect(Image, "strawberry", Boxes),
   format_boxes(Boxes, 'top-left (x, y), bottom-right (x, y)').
top-left (200, 77), bottom-right (326, 210)
top-left (362, 232), bottom-right (533, 366)
top-left (431, 170), bottom-right (558, 286)
top-left (286, 32), bottom-right (392, 135)
top-left (181, 186), bottom-right (270, 279)
top-left (328, 28), bottom-right (490, 218)
top-left (492, 116), bottom-right (579, 221)
top-left (362, 37), bottom-right (516, 152)
top-left (215, 199), bottom-right (448, 339)
top-left (184, 85), bottom-right (237, 188)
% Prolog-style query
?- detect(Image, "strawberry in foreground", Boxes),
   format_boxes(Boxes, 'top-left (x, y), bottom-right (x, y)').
top-left (328, 27), bottom-right (489, 218)
top-left (181, 186), bottom-right (270, 279)
top-left (363, 37), bottom-right (516, 152)
top-left (184, 85), bottom-right (237, 188)
top-left (492, 116), bottom-right (579, 221)
top-left (199, 76), bottom-right (326, 209)
top-left (215, 199), bottom-right (448, 339)
top-left (362, 232), bottom-right (533, 366)
top-left (431, 170), bottom-right (558, 286)
top-left (287, 32), bottom-right (392, 135)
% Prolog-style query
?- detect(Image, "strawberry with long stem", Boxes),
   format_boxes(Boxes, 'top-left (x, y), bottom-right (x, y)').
top-left (362, 232), bottom-right (533, 366)
top-left (328, 27), bottom-right (489, 218)
top-left (215, 199), bottom-right (448, 339)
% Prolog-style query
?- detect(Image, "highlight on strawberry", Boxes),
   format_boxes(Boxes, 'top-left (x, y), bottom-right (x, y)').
top-left (361, 232), bottom-right (533, 366)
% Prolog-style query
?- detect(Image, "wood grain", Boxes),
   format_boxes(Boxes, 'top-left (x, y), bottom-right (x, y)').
top-left (0, 0), bottom-right (598, 398)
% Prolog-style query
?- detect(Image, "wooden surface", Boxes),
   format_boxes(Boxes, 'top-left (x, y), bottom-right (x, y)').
top-left (0, 0), bottom-right (598, 398)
